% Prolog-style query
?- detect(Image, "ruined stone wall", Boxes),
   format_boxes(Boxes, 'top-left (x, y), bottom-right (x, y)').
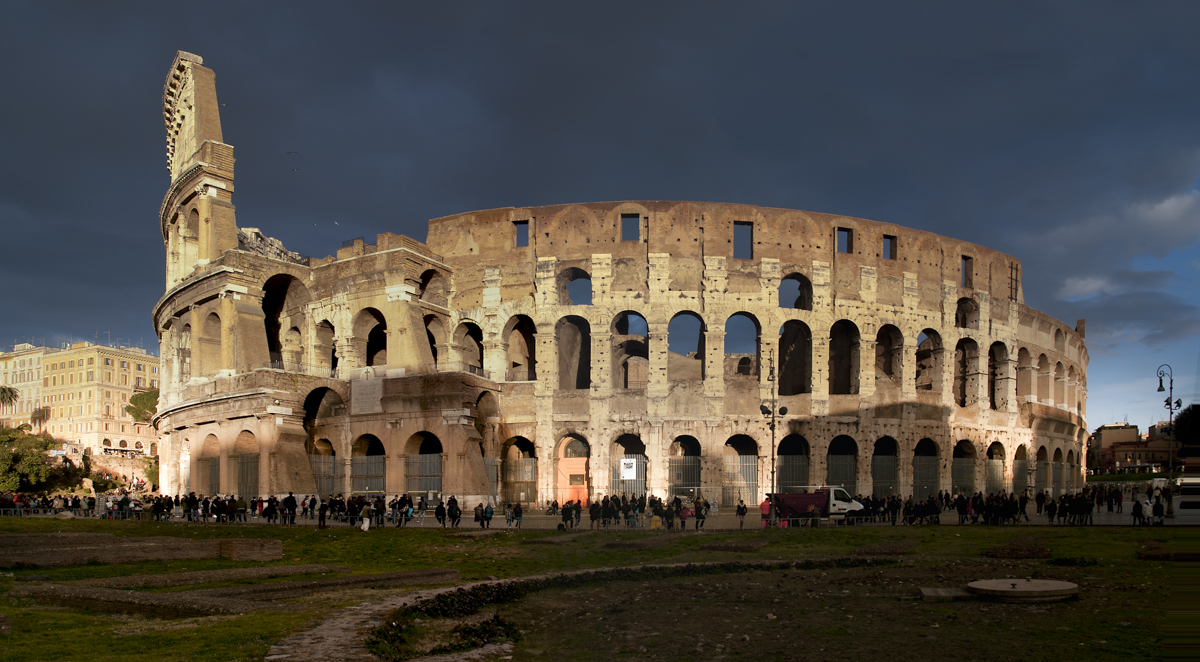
top-left (152, 53), bottom-right (1086, 505)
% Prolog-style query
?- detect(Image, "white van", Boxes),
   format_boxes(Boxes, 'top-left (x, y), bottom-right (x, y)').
top-left (1173, 477), bottom-right (1200, 525)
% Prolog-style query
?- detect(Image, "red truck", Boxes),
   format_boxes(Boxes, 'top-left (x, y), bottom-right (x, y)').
top-left (768, 487), bottom-right (864, 524)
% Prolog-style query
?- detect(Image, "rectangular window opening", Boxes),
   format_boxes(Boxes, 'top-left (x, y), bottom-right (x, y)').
top-left (514, 220), bottom-right (529, 247)
top-left (733, 221), bottom-right (753, 259)
top-left (883, 235), bottom-right (897, 260)
top-left (621, 214), bottom-right (640, 242)
top-left (961, 256), bottom-right (974, 288)
top-left (837, 227), bottom-right (854, 254)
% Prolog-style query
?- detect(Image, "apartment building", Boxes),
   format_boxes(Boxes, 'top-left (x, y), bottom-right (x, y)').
top-left (41, 341), bottom-right (160, 456)
top-left (0, 343), bottom-right (54, 431)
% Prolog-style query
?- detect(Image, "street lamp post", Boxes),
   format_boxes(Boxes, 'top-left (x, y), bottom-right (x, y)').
top-left (1157, 364), bottom-right (1182, 517)
top-left (760, 349), bottom-right (787, 525)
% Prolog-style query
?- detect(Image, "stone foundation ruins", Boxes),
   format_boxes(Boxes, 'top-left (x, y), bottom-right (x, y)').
top-left (152, 51), bottom-right (1088, 507)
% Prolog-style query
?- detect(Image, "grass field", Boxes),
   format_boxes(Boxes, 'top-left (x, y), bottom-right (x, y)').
top-left (0, 517), bottom-right (1189, 661)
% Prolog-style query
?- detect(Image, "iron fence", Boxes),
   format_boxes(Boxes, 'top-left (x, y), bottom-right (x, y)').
top-left (722, 455), bottom-right (758, 507)
top-left (668, 456), bottom-right (701, 500)
top-left (871, 456), bottom-right (897, 497)
top-left (502, 458), bottom-right (537, 506)
top-left (308, 454), bottom-right (343, 497)
top-left (951, 458), bottom-right (975, 495)
top-left (238, 454), bottom-right (259, 498)
top-left (406, 453), bottom-right (443, 497)
top-left (985, 459), bottom-right (1005, 495)
top-left (825, 454), bottom-right (856, 495)
top-left (351, 456), bottom-right (386, 495)
top-left (777, 456), bottom-right (810, 493)
top-left (912, 456), bottom-right (939, 499)
top-left (611, 454), bottom-right (648, 498)
top-left (1012, 459), bottom-right (1029, 495)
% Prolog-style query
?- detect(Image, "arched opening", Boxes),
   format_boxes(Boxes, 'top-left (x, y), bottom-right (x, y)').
top-left (419, 269), bottom-right (448, 307)
top-left (556, 433), bottom-right (590, 505)
top-left (557, 267), bottom-right (593, 305)
top-left (668, 435), bottom-right (702, 500)
top-left (1012, 445), bottom-right (1029, 495)
top-left (611, 434), bottom-right (648, 497)
top-left (1054, 362), bottom-right (1066, 407)
top-left (955, 297), bottom-right (979, 329)
top-left (233, 430), bottom-right (259, 497)
top-left (722, 435), bottom-right (759, 507)
top-left (406, 432), bottom-right (443, 499)
top-left (1054, 328), bottom-right (1065, 352)
top-left (556, 316), bottom-right (592, 389)
top-left (1016, 348), bottom-right (1033, 400)
top-left (454, 321), bottom-right (485, 376)
top-left (952, 440), bottom-right (976, 495)
top-left (424, 315), bottom-right (446, 372)
top-left (912, 439), bottom-right (939, 498)
top-left (872, 437), bottom-right (898, 496)
top-left (316, 320), bottom-right (338, 375)
top-left (261, 274), bottom-right (311, 369)
top-left (505, 315), bottom-right (538, 381)
top-left (350, 434), bottom-right (386, 495)
top-left (197, 434), bottom-right (220, 495)
top-left (667, 312), bottom-right (705, 381)
top-left (915, 329), bottom-right (943, 392)
top-left (724, 313), bottom-right (761, 381)
top-left (985, 442), bottom-right (1006, 495)
top-left (1035, 445), bottom-right (1049, 494)
top-left (353, 308), bottom-right (387, 368)
top-left (135, 441), bottom-right (144, 449)
top-left (1036, 354), bottom-right (1051, 404)
top-left (502, 436), bottom-right (537, 506)
top-left (1067, 366), bottom-right (1078, 414)
top-left (779, 273), bottom-right (814, 311)
top-left (1052, 447), bottom-right (1064, 497)
top-left (826, 435), bottom-right (858, 494)
top-left (777, 434), bottom-right (810, 494)
top-left (953, 339), bottom-right (979, 407)
top-left (612, 312), bottom-right (649, 389)
top-left (874, 325), bottom-right (903, 388)
top-left (829, 320), bottom-right (860, 395)
top-left (988, 342), bottom-right (1008, 410)
top-left (149, 443), bottom-right (157, 457)
top-left (199, 313), bottom-right (222, 377)
top-left (102, 438), bottom-right (111, 447)
top-left (778, 320), bottom-right (812, 395)
top-left (179, 323), bottom-right (192, 381)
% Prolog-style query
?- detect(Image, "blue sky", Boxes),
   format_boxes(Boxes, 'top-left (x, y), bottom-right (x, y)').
top-left (0, 2), bottom-right (1197, 433)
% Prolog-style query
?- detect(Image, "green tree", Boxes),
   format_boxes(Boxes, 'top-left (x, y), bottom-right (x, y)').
top-left (0, 385), bottom-right (18, 407)
top-left (1175, 403), bottom-right (1198, 460)
top-left (125, 389), bottom-right (159, 423)
top-left (0, 426), bottom-right (55, 491)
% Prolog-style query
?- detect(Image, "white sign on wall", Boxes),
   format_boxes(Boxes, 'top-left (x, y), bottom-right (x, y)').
top-left (620, 458), bottom-right (637, 480)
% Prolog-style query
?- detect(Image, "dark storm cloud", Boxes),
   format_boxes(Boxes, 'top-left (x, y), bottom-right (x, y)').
top-left (1, 1), bottom-right (1199, 364)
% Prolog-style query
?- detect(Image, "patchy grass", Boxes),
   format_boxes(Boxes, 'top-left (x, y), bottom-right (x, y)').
top-left (0, 517), bottom-right (1185, 661)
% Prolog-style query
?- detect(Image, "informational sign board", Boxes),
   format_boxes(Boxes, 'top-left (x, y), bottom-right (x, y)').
top-left (620, 458), bottom-right (637, 480)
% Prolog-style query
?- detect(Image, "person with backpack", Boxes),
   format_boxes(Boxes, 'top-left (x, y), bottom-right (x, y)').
top-left (736, 500), bottom-right (748, 529)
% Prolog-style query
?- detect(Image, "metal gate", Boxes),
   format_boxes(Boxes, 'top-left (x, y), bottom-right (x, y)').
top-left (611, 454), bottom-right (648, 498)
top-left (308, 454), bottom-right (343, 497)
top-left (871, 456), bottom-right (898, 497)
top-left (668, 456), bottom-right (701, 500)
top-left (406, 453), bottom-right (443, 500)
top-left (951, 458), bottom-right (975, 495)
top-left (352, 456), bottom-right (386, 495)
top-left (1012, 459), bottom-right (1029, 495)
top-left (503, 458), bottom-right (537, 506)
top-left (237, 454), bottom-right (259, 498)
top-left (1035, 461), bottom-right (1049, 494)
top-left (1052, 462), bottom-right (1063, 497)
top-left (912, 456), bottom-right (939, 499)
top-left (722, 455), bottom-right (758, 507)
top-left (483, 457), bottom-right (500, 504)
top-left (777, 456), bottom-right (810, 493)
top-left (985, 459), bottom-right (1005, 496)
top-left (208, 457), bottom-right (220, 495)
top-left (826, 454), bottom-right (856, 495)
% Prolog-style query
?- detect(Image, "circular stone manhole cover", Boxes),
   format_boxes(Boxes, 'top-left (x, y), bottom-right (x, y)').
top-left (966, 579), bottom-right (1079, 603)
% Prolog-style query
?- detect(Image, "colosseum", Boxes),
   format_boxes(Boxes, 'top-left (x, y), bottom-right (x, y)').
top-left (153, 52), bottom-right (1088, 507)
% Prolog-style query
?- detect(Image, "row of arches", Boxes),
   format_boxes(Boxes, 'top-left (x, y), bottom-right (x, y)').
top-left (555, 268), bottom-right (816, 311)
top-left (99, 438), bottom-right (156, 454)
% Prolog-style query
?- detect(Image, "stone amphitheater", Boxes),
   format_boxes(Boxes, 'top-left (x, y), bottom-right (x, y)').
top-left (153, 51), bottom-right (1088, 508)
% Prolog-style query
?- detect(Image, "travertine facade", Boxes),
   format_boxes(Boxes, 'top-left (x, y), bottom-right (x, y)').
top-left (153, 52), bottom-right (1088, 504)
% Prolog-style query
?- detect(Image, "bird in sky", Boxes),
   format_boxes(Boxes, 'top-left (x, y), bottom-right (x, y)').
top-left (219, 103), bottom-right (228, 107)
top-left (292, 168), bottom-right (300, 171)
top-left (286, 151), bottom-right (298, 154)
top-left (334, 221), bottom-right (339, 225)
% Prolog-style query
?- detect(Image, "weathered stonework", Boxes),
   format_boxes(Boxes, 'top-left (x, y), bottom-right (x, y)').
top-left (153, 52), bottom-right (1087, 506)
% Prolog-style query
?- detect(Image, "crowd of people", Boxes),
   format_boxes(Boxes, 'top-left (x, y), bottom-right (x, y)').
top-left (0, 480), bottom-right (1177, 528)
